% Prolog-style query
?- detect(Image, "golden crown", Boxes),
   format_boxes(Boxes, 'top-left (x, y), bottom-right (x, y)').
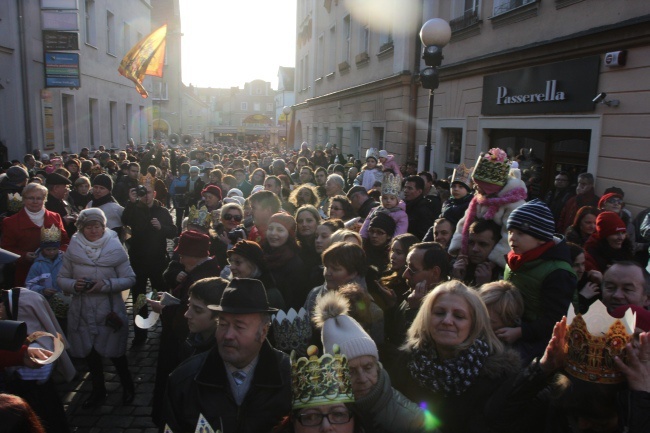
top-left (451, 163), bottom-right (473, 187)
top-left (472, 148), bottom-right (511, 187)
top-left (291, 345), bottom-right (354, 409)
top-left (187, 205), bottom-right (212, 229)
top-left (564, 300), bottom-right (635, 384)
top-left (41, 225), bottom-right (62, 244)
top-left (7, 192), bottom-right (23, 212)
top-left (381, 173), bottom-right (402, 197)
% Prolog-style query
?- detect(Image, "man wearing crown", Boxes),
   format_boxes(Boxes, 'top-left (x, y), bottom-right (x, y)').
top-left (122, 175), bottom-right (176, 346)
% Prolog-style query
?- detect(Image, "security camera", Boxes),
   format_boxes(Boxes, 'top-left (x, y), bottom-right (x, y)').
top-left (592, 93), bottom-right (607, 103)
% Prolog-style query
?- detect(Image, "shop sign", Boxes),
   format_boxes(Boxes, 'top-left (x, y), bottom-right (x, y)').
top-left (44, 52), bottom-right (81, 88)
top-left (43, 31), bottom-right (79, 51)
top-left (482, 56), bottom-right (600, 115)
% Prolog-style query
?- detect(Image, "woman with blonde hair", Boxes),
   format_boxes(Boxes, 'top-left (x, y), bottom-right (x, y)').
top-left (400, 280), bottom-right (520, 433)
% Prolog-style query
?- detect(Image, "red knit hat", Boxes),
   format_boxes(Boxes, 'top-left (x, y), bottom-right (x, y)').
top-left (597, 192), bottom-right (623, 210)
top-left (174, 230), bottom-right (210, 257)
top-left (201, 185), bottom-right (222, 201)
top-left (268, 212), bottom-right (296, 239)
top-left (595, 211), bottom-right (626, 239)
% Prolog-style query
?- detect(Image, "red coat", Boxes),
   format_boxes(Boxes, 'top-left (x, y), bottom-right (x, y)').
top-left (1, 208), bottom-right (70, 286)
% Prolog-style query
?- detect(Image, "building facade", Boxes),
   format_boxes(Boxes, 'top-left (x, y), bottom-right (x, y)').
top-left (0, 0), bottom-right (154, 160)
top-left (429, 0), bottom-right (650, 214)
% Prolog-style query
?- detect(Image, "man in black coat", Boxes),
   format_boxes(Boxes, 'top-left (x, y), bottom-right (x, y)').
top-left (45, 172), bottom-right (77, 237)
top-left (122, 180), bottom-right (175, 345)
top-left (403, 175), bottom-right (437, 240)
top-left (347, 186), bottom-right (379, 222)
top-left (162, 278), bottom-right (291, 433)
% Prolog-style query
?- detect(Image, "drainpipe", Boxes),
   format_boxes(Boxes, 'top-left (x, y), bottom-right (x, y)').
top-left (407, 4), bottom-right (424, 163)
top-left (18, 0), bottom-right (33, 151)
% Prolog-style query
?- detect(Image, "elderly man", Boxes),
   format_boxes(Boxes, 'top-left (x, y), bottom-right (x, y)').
top-left (316, 292), bottom-right (425, 433)
top-left (319, 173), bottom-right (345, 217)
top-left (45, 172), bottom-right (77, 236)
top-left (601, 261), bottom-right (649, 313)
top-left (162, 278), bottom-right (291, 433)
top-left (347, 185), bottom-right (379, 221)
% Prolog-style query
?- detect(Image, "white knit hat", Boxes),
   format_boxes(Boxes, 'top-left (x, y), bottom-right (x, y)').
top-left (314, 291), bottom-right (378, 360)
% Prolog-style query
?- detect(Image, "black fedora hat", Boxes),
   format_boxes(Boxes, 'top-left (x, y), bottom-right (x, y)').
top-left (208, 278), bottom-right (277, 314)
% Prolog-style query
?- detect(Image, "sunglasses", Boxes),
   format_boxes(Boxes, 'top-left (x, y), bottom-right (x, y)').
top-left (223, 214), bottom-right (243, 222)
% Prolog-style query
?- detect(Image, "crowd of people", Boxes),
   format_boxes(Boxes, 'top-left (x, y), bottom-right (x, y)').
top-left (0, 140), bottom-right (649, 433)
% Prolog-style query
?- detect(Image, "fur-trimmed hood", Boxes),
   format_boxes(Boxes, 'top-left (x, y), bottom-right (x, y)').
top-left (480, 348), bottom-right (522, 380)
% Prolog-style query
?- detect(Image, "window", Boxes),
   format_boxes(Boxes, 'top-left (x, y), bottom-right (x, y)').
top-left (109, 101), bottom-right (117, 145)
top-left (139, 105), bottom-right (146, 143)
top-left (317, 34), bottom-right (324, 79)
top-left (324, 127), bottom-right (329, 144)
top-left (62, 94), bottom-right (74, 149)
top-left (266, 103), bottom-right (273, 112)
top-left (337, 127), bottom-right (343, 150)
top-left (493, 0), bottom-right (534, 16)
top-left (84, 0), bottom-right (96, 45)
top-left (379, 28), bottom-right (393, 50)
top-left (313, 126), bottom-right (318, 144)
top-left (450, 0), bottom-right (480, 30)
top-left (241, 102), bottom-right (248, 111)
top-left (343, 15), bottom-right (351, 63)
top-left (442, 128), bottom-right (463, 178)
top-left (254, 103), bottom-right (261, 112)
top-left (373, 127), bottom-right (384, 150)
top-left (126, 103), bottom-right (132, 140)
top-left (106, 11), bottom-right (115, 54)
top-left (359, 23), bottom-right (370, 54)
top-left (328, 25), bottom-right (336, 74)
top-left (122, 22), bottom-right (130, 56)
top-left (89, 98), bottom-right (99, 149)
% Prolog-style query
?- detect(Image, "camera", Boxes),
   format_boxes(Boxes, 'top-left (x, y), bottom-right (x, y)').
top-left (227, 228), bottom-right (246, 243)
top-left (83, 278), bottom-right (95, 291)
top-left (136, 185), bottom-right (148, 198)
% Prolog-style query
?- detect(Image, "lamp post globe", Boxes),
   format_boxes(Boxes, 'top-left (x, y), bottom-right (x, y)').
top-left (282, 106), bottom-right (291, 151)
top-left (420, 18), bottom-right (452, 48)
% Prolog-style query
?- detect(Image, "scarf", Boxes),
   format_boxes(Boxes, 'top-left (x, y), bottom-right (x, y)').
top-left (460, 187), bottom-right (527, 255)
top-left (408, 339), bottom-right (489, 396)
top-left (25, 208), bottom-right (45, 227)
top-left (506, 240), bottom-right (555, 271)
top-left (263, 242), bottom-right (298, 270)
top-left (76, 229), bottom-right (113, 262)
top-left (91, 193), bottom-right (118, 208)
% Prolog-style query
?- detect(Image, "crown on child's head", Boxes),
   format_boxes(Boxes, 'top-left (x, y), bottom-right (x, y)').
top-left (381, 173), bottom-right (402, 197)
top-left (291, 345), bottom-right (354, 409)
top-left (472, 148), bottom-right (511, 187)
top-left (7, 193), bottom-right (23, 212)
top-left (186, 205), bottom-right (212, 229)
top-left (41, 225), bottom-right (62, 247)
top-left (451, 163), bottom-right (473, 188)
top-left (564, 300), bottom-right (635, 384)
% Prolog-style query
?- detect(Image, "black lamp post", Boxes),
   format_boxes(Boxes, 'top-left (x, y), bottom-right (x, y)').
top-left (282, 106), bottom-right (291, 152)
top-left (419, 18), bottom-right (451, 172)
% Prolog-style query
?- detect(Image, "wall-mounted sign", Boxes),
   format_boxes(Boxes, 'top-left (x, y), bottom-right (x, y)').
top-left (41, 11), bottom-right (79, 31)
top-left (44, 52), bottom-right (80, 88)
top-left (41, 0), bottom-right (78, 9)
top-left (43, 31), bottom-right (79, 51)
top-left (481, 56), bottom-right (600, 115)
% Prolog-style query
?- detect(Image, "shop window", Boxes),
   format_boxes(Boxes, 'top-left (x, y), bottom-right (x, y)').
top-left (442, 128), bottom-right (463, 178)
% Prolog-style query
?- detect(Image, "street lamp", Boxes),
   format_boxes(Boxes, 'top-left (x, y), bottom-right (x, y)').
top-left (419, 18), bottom-right (451, 172)
top-left (282, 106), bottom-right (291, 152)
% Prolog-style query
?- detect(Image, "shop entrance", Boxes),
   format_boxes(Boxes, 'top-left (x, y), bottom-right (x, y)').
top-left (490, 129), bottom-right (591, 200)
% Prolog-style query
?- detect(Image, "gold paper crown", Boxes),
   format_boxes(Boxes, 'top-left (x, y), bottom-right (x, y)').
top-left (291, 345), bottom-right (354, 409)
top-left (272, 308), bottom-right (312, 356)
top-left (365, 148), bottom-right (379, 160)
top-left (41, 225), bottom-right (62, 244)
top-left (187, 205), bottom-right (212, 229)
top-left (140, 173), bottom-right (155, 189)
top-left (7, 192), bottom-right (23, 212)
top-left (451, 163), bottom-right (473, 187)
top-left (472, 149), bottom-right (511, 187)
top-left (564, 300), bottom-right (635, 384)
top-left (381, 173), bottom-right (402, 197)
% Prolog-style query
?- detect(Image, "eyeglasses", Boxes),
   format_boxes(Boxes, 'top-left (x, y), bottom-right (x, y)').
top-left (405, 265), bottom-right (422, 275)
top-left (223, 214), bottom-right (243, 222)
top-left (296, 410), bottom-right (352, 426)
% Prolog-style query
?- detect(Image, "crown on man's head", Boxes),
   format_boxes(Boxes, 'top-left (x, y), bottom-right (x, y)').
top-left (472, 148), bottom-right (511, 187)
top-left (7, 192), bottom-right (23, 212)
top-left (381, 173), bottom-right (402, 197)
top-left (564, 300), bottom-right (635, 384)
top-left (291, 345), bottom-right (354, 409)
top-left (186, 205), bottom-right (212, 229)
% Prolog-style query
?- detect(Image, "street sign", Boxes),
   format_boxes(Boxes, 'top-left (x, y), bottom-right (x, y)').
top-left (44, 52), bottom-right (80, 88)
top-left (43, 31), bottom-right (79, 51)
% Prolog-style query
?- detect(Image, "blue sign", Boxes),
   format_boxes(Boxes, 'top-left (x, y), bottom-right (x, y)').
top-left (44, 52), bottom-right (80, 88)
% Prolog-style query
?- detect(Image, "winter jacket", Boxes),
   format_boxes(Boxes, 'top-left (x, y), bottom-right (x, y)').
top-left (1, 208), bottom-right (70, 286)
top-left (396, 348), bottom-right (521, 433)
top-left (25, 251), bottom-right (64, 294)
top-left (354, 367), bottom-right (426, 433)
top-left (505, 238), bottom-right (576, 362)
top-left (440, 193), bottom-right (473, 227)
top-left (449, 175), bottom-right (527, 269)
top-left (162, 341), bottom-right (291, 433)
top-left (381, 155), bottom-right (401, 176)
top-left (354, 167), bottom-right (384, 191)
top-left (583, 235), bottom-right (635, 274)
top-left (405, 194), bottom-right (437, 240)
top-left (87, 199), bottom-right (124, 231)
top-left (557, 189), bottom-right (599, 234)
top-left (57, 229), bottom-right (136, 358)
top-left (360, 201), bottom-right (408, 239)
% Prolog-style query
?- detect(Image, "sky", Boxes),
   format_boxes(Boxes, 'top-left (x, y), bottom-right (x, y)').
top-left (180, 0), bottom-right (297, 90)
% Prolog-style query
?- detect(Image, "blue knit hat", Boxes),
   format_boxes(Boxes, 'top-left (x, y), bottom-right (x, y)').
top-left (507, 199), bottom-right (555, 241)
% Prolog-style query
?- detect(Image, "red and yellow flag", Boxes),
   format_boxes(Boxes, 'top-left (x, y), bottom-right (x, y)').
top-left (118, 24), bottom-right (167, 98)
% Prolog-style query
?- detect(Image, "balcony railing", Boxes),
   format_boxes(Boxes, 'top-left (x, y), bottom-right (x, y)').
top-left (493, 0), bottom-right (535, 16)
top-left (450, 8), bottom-right (480, 32)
